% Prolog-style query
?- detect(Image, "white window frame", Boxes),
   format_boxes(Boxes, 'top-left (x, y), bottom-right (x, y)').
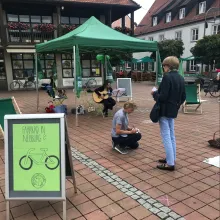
top-left (175, 31), bottom-right (182, 40)
top-left (190, 60), bottom-right (196, 71)
top-left (149, 36), bottom-right (154, 41)
top-left (159, 34), bottom-right (165, 41)
top-left (166, 12), bottom-right (171, 23)
top-left (212, 25), bottom-right (220, 35)
top-left (179, 8), bottom-right (185, 19)
top-left (199, 1), bottom-right (206, 14)
top-left (153, 17), bottom-right (157, 26)
top-left (126, 62), bottom-right (131, 68)
top-left (141, 63), bottom-right (144, 71)
top-left (191, 28), bottom-right (199, 41)
top-left (134, 63), bottom-right (137, 70)
top-left (148, 63), bottom-right (153, 71)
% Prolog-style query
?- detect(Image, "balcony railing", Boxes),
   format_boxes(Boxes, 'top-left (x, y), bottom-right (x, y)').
top-left (6, 23), bottom-right (56, 44)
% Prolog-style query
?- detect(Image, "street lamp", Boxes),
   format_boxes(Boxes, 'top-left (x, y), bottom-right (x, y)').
top-left (204, 7), bottom-right (220, 37)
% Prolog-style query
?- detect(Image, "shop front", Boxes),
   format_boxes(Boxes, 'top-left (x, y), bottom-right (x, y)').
top-left (0, 50), bottom-right (7, 90)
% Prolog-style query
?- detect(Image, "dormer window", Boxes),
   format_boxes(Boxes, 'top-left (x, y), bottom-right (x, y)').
top-left (166, 12), bottom-right (171, 23)
top-left (153, 17), bottom-right (157, 26)
top-left (199, 1), bottom-right (206, 14)
top-left (179, 8), bottom-right (185, 19)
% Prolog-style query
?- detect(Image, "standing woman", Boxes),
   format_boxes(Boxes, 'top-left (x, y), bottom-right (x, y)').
top-left (94, 81), bottom-right (116, 117)
top-left (151, 56), bottom-right (186, 171)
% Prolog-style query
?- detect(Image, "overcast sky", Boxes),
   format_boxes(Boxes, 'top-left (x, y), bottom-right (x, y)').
top-left (133, 0), bottom-right (155, 24)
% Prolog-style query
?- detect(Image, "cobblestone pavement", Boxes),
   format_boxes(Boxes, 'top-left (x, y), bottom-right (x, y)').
top-left (0, 82), bottom-right (219, 220)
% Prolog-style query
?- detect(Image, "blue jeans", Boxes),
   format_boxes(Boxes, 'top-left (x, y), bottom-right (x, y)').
top-left (159, 117), bottom-right (176, 166)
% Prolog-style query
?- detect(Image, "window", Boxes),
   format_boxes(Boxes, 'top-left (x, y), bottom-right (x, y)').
top-left (159, 34), bottom-right (164, 41)
top-left (153, 17), bottom-right (157, 26)
top-left (61, 53), bottom-right (101, 78)
top-left (126, 62), bottom-right (131, 68)
top-left (190, 60), bottom-right (196, 71)
top-left (7, 14), bottom-right (52, 24)
top-left (141, 63), bottom-right (144, 71)
top-left (148, 63), bottom-right (154, 71)
top-left (175, 31), bottom-right (182, 40)
top-left (199, 1), bottom-right (206, 14)
top-left (61, 16), bottom-right (88, 25)
top-left (149, 37), bottom-right (154, 41)
top-left (213, 25), bottom-right (220, 35)
top-left (179, 8), bottom-right (185, 19)
top-left (0, 52), bottom-right (6, 80)
top-left (133, 63), bottom-right (137, 70)
top-left (191, 28), bottom-right (199, 41)
top-left (11, 53), bottom-right (55, 79)
top-left (166, 12), bottom-right (171, 23)
top-left (62, 54), bottom-right (73, 78)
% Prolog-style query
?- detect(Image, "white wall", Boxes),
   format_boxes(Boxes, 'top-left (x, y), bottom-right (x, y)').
top-left (134, 18), bottom-right (220, 71)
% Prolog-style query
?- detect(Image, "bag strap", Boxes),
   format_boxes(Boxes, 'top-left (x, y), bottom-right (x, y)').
top-left (213, 131), bottom-right (220, 140)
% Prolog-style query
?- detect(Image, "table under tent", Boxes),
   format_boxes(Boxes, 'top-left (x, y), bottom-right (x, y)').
top-left (35, 16), bottom-right (162, 123)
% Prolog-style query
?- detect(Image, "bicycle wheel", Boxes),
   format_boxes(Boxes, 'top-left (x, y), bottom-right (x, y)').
top-left (10, 81), bottom-right (20, 90)
top-left (45, 155), bottom-right (59, 170)
top-left (209, 82), bottom-right (220, 97)
top-left (19, 156), bottom-right (33, 170)
top-left (25, 81), bottom-right (36, 90)
top-left (86, 79), bottom-right (97, 91)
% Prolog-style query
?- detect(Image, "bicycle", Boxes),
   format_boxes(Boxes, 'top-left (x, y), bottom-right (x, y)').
top-left (204, 79), bottom-right (220, 97)
top-left (10, 76), bottom-right (36, 90)
top-left (82, 78), bottom-right (97, 92)
top-left (19, 148), bottom-right (59, 170)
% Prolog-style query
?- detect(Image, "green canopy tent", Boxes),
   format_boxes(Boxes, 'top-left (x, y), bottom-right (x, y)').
top-left (132, 56), bottom-right (154, 63)
top-left (179, 56), bottom-right (202, 77)
top-left (35, 16), bottom-right (161, 122)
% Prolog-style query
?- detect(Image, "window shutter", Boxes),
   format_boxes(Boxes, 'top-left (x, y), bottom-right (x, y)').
top-left (196, 3), bottom-right (199, 15)
top-left (186, 61), bottom-right (190, 72)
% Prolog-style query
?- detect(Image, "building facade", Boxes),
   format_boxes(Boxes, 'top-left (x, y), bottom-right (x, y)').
top-left (134, 0), bottom-right (220, 73)
top-left (0, 0), bottom-right (140, 90)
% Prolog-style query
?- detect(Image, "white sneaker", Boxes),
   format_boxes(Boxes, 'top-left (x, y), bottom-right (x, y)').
top-left (114, 145), bottom-right (129, 155)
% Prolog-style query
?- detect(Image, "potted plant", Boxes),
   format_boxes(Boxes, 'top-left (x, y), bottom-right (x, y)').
top-left (33, 24), bottom-right (56, 32)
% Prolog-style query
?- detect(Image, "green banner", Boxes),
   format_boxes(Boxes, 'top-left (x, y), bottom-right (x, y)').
top-left (13, 123), bottom-right (60, 191)
top-left (74, 45), bottom-right (82, 98)
top-left (157, 52), bottom-right (163, 85)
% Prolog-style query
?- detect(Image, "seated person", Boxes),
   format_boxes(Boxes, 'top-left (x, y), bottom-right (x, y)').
top-left (111, 101), bottom-right (142, 154)
top-left (94, 81), bottom-right (116, 117)
top-left (216, 69), bottom-right (220, 89)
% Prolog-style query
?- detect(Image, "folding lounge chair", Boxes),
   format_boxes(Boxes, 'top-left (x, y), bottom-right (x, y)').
top-left (0, 97), bottom-right (22, 139)
top-left (183, 84), bottom-right (202, 114)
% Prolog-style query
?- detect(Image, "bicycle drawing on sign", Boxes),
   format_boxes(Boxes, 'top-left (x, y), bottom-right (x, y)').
top-left (19, 148), bottom-right (59, 170)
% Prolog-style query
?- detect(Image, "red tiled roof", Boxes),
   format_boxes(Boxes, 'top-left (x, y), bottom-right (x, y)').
top-left (134, 0), bottom-right (171, 35)
top-left (49, 0), bottom-right (140, 7)
top-left (135, 0), bottom-right (220, 36)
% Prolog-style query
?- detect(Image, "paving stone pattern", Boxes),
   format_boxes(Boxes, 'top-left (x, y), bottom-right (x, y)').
top-left (72, 148), bottom-right (183, 220)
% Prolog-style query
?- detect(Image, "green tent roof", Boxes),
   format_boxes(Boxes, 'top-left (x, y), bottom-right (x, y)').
top-left (36, 16), bottom-right (158, 54)
top-left (132, 56), bottom-right (154, 63)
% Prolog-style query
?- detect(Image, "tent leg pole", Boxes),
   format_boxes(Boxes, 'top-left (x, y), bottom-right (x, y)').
top-left (35, 53), bottom-right (39, 112)
top-left (73, 46), bottom-right (78, 127)
top-left (155, 51), bottom-right (158, 86)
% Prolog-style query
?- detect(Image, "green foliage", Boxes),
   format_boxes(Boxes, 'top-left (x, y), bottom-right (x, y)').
top-left (191, 34), bottom-right (220, 65)
top-left (110, 53), bottom-right (132, 66)
top-left (151, 39), bottom-right (184, 61)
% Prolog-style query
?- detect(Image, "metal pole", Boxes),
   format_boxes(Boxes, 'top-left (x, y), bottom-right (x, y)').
top-left (155, 50), bottom-right (158, 86)
top-left (35, 53), bottom-right (39, 112)
top-left (105, 55), bottom-right (108, 82)
top-left (73, 46), bottom-right (78, 127)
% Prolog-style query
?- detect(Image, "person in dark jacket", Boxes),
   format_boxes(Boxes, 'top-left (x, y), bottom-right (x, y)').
top-left (151, 56), bottom-right (186, 171)
top-left (95, 81), bottom-right (116, 117)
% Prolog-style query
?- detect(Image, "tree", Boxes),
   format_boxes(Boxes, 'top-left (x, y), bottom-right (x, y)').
top-left (110, 53), bottom-right (132, 66)
top-left (191, 34), bottom-right (220, 67)
top-left (151, 39), bottom-right (184, 61)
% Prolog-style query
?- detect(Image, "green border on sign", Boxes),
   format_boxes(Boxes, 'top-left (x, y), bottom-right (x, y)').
top-left (13, 123), bottom-right (60, 191)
